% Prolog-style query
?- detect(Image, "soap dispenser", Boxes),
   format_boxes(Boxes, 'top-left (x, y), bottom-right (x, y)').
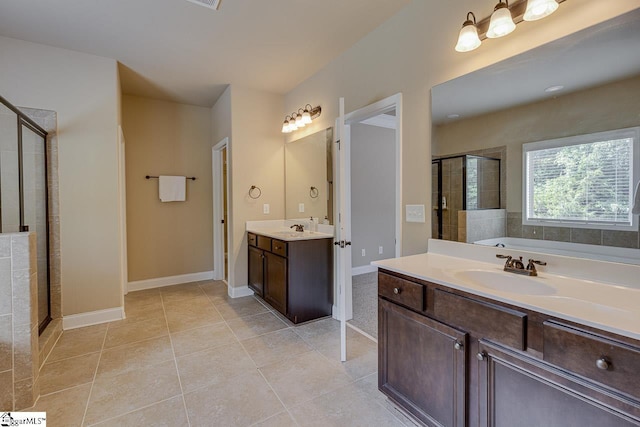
top-left (309, 216), bottom-right (317, 232)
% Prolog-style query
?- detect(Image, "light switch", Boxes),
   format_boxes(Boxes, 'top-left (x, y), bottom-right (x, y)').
top-left (406, 204), bottom-right (425, 223)
top-left (263, 204), bottom-right (270, 214)
top-left (299, 203), bottom-right (305, 213)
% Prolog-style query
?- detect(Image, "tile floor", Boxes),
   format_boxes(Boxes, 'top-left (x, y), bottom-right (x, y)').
top-left (28, 280), bottom-right (415, 426)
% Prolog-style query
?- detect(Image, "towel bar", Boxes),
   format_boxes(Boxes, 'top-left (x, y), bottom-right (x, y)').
top-left (145, 175), bottom-right (196, 180)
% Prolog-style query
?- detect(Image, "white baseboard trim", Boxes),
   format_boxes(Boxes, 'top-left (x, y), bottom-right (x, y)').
top-left (128, 271), bottom-right (214, 292)
top-left (352, 265), bottom-right (378, 276)
top-left (63, 307), bottom-right (125, 330)
top-left (229, 285), bottom-right (254, 298)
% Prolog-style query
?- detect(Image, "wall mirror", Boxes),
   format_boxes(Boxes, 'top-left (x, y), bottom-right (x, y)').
top-left (285, 127), bottom-right (333, 224)
top-left (431, 9), bottom-right (640, 263)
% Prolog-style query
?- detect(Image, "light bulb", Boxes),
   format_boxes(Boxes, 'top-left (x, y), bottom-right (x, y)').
top-left (289, 118), bottom-right (297, 131)
top-left (455, 17), bottom-right (481, 52)
top-left (282, 121), bottom-right (289, 133)
top-left (295, 114), bottom-right (304, 127)
top-left (301, 109), bottom-right (312, 124)
top-left (523, 0), bottom-right (558, 21)
top-left (487, 2), bottom-right (516, 38)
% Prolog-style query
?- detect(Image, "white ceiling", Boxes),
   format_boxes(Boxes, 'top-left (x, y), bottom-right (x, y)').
top-left (432, 9), bottom-right (640, 124)
top-left (0, 0), bottom-right (411, 106)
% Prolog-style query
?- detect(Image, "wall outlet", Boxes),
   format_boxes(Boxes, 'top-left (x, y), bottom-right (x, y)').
top-left (379, 246), bottom-right (383, 254)
top-left (298, 203), bottom-right (305, 213)
top-left (362, 249), bottom-right (366, 257)
top-left (263, 204), bottom-right (270, 214)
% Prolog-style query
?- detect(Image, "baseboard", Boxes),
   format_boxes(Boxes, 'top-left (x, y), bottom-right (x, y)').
top-left (128, 271), bottom-right (214, 292)
top-left (352, 265), bottom-right (378, 276)
top-left (229, 285), bottom-right (254, 298)
top-left (63, 307), bottom-right (125, 330)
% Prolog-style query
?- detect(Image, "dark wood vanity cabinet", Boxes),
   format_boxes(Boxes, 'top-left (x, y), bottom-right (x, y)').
top-left (248, 232), bottom-right (332, 324)
top-left (378, 269), bottom-right (640, 427)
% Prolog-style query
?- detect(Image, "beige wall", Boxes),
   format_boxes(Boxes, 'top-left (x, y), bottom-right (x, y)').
top-left (228, 86), bottom-right (284, 289)
top-left (122, 95), bottom-right (213, 281)
top-left (434, 74), bottom-right (640, 213)
top-left (283, 0), bottom-right (640, 256)
top-left (0, 36), bottom-right (122, 316)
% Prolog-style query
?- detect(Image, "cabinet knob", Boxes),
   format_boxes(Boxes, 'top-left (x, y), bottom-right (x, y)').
top-left (596, 357), bottom-right (610, 370)
top-left (477, 352), bottom-right (487, 361)
top-left (393, 287), bottom-right (401, 295)
top-left (454, 341), bottom-right (464, 351)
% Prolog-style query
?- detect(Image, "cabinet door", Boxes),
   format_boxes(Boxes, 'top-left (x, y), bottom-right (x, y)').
top-left (264, 252), bottom-right (287, 315)
top-left (248, 246), bottom-right (264, 297)
top-left (478, 340), bottom-right (640, 427)
top-left (378, 298), bottom-right (467, 427)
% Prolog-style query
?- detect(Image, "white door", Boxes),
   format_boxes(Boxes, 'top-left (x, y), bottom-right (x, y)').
top-left (336, 98), bottom-right (353, 362)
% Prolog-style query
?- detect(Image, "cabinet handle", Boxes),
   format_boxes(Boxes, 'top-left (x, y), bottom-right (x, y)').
top-left (393, 287), bottom-right (401, 295)
top-left (454, 341), bottom-right (464, 351)
top-left (596, 357), bottom-right (610, 370)
top-left (477, 352), bottom-right (487, 361)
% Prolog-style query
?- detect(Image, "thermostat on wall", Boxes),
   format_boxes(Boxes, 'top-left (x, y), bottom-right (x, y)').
top-left (406, 205), bottom-right (426, 223)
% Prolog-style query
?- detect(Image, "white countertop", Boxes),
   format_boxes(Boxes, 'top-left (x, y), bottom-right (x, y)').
top-left (372, 241), bottom-right (640, 341)
top-left (246, 219), bottom-right (334, 242)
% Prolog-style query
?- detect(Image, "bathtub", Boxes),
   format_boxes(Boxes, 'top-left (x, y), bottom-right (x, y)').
top-left (475, 237), bottom-right (640, 265)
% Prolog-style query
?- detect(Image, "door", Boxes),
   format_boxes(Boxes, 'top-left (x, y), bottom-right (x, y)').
top-left (379, 298), bottom-right (467, 427)
top-left (248, 246), bottom-right (264, 296)
top-left (264, 252), bottom-right (287, 315)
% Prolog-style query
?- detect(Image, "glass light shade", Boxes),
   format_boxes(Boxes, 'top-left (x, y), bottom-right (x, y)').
top-left (455, 23), bottom-right (481, 52)
top-left (281, 122), bottom-right (289, 133)
top-left (295, 115), bottom-right (305, 127)
top-left (301, 110), bottom-right (312, 124)
top-left (487, 5), bottom-right (516, 38)
top-left (288, 118), bottom-right (298, 131)
top-left (523, 0), bottom-right (558, 21)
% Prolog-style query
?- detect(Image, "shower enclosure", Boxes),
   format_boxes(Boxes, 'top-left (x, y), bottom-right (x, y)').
top-left (1, 95), bottom-right (51, 334)
top-left (432, 155), bottom-right (501, 241)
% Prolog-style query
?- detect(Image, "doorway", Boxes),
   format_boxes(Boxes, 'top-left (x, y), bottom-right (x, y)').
top-left (213, 138), bottom-right (230, 282)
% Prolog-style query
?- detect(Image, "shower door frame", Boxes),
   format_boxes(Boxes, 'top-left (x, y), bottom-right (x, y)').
top-left (0, 95), bottom-right (51, 334)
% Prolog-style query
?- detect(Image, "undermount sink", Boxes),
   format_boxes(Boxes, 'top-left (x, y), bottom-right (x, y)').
top-left (453, 270), bottom-right (557, 296)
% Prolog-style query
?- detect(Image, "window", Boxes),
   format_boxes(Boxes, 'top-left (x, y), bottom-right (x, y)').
top-left (523, 127), bottom-right (639, 230)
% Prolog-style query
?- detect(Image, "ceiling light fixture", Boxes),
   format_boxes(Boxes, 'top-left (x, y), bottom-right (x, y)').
top-left (455, 0), bottom-right (566, 52)
top-left (455, 12), bottom-right (482, 52)
top-left (487, 0), bottom-right (516, 38)
top-left (281, 105), bottom-right (321, 133)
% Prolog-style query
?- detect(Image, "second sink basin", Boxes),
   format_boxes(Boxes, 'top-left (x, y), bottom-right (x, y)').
top-left (453, 270), bottom-right (557, 296)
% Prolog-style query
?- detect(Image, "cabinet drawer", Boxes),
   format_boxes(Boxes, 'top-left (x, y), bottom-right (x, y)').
top-left (378, 272), bottom-right (425, 312)
top-left (271, 239), bottom-right (287, 257)
top-left (248, 233), bottom-right (258, 247)
top-left (434, 289), bottom-right (527, 350)
top-left (257, 235), bottom-right (272, 251)
top-left (543, 321), bottom-right (640, 398)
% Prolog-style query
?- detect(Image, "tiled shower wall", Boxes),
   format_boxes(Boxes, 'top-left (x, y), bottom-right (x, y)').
top-left (0, 232), bottom-right (39, 410)
top-left (458, 209), bottom-right (506, 243)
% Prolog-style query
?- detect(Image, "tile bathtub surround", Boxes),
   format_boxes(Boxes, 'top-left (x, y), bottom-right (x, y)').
top-left (458, 209), bottom-right (506, 243)
top-left (24, 279), bottom-right (413, 427)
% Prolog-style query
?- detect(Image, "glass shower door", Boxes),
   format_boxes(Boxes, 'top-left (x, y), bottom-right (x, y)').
top-left (0, 103), bottom-right (20, 232)
top-left (21, 122), bottom-right (50, 331)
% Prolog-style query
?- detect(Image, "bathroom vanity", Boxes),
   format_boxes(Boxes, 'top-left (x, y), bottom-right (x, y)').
top-left (247, 229), bottom-right (333, 324)
top-left (374, 240), bottom-right (640, 427)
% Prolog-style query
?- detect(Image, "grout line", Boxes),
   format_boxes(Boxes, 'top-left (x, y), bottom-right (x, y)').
top-left (79, 324), bottom-right (108, 426)
top-left (160, 289), bottom-right (192, 427)
top-left (83, 395), bottom-right (182, 427)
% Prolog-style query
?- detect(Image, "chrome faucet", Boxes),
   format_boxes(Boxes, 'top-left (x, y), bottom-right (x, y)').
top-left (290, 224), bottom-right (304, 232)
top-left (496, 254), bottom-right (546, 276)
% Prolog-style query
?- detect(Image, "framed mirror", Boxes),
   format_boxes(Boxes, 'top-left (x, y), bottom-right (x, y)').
top-left (431, 9), bottom-right (640, 263)
top-left (285, 127), bottom-right (333, 224)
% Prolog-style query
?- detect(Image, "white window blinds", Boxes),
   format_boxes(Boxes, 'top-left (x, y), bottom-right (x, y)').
top-left (523, 127), bottom-right (639, 230)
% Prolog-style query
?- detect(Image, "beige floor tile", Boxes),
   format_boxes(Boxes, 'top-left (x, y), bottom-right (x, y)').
top-left (84, 360), bottom-right (181, 425)
top-left (200, 280), bottom-right (229, 302)
top-left (90, 396), bottom-right (188, 427)
top-left (316, 332), bottom-right (378, 380)
top-left (39, 353), bottom-right (100, 395)
top-left (170, 323), bottom-right (237, 358)
top-left (259, 351), bottom-right (353, 408)
top-left (184, 371), bottom-right (284, 427)
top-left (103, 316), bottom-right (168, 349)
top-left (293, 318), bottom-right (343, 349)
top-left (120, 298), bottom-right (165, 324)
top-left (29, 383), bottom-right (91, 427)
top-left (226, 311), bottom-right (289, 341)
top-left (124, 289), bottom-right (162, 305)
top-left (164, 297), bottom-right (223, 332)
top-left (213, 296), bottom-right (270, 320)
top-left (46, 324), bottom-right (107, 363)
top-left (288, 381), bottom-right (407, 427)
top-left (96, 336), bottom-right (174, 378)
top-left (176, 342), bottom-right (256, 393)
top-left (160, 282), bottom-right (206, 302)
top-left (0, 369), bottom-right (13, 409)
top-left (242, 329), bottom-right (313, 368)
top-left (252, 411), bottom-right (299, 427)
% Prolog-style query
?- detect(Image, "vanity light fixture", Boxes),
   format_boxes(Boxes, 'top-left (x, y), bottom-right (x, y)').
top-left (455, 12), bottom-right (482, 52)
top-left (487, 0), bottom-right (516, 38)
top-left (281, 105), bottom-right (322, 133)
top-left (455, 0), bottom-right (565, 52)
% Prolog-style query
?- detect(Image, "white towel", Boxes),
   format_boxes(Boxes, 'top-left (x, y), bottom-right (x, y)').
top-left (159, 176), bottom-right (186, 202)
top-left (633, 181), bottom-right (640, 215)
